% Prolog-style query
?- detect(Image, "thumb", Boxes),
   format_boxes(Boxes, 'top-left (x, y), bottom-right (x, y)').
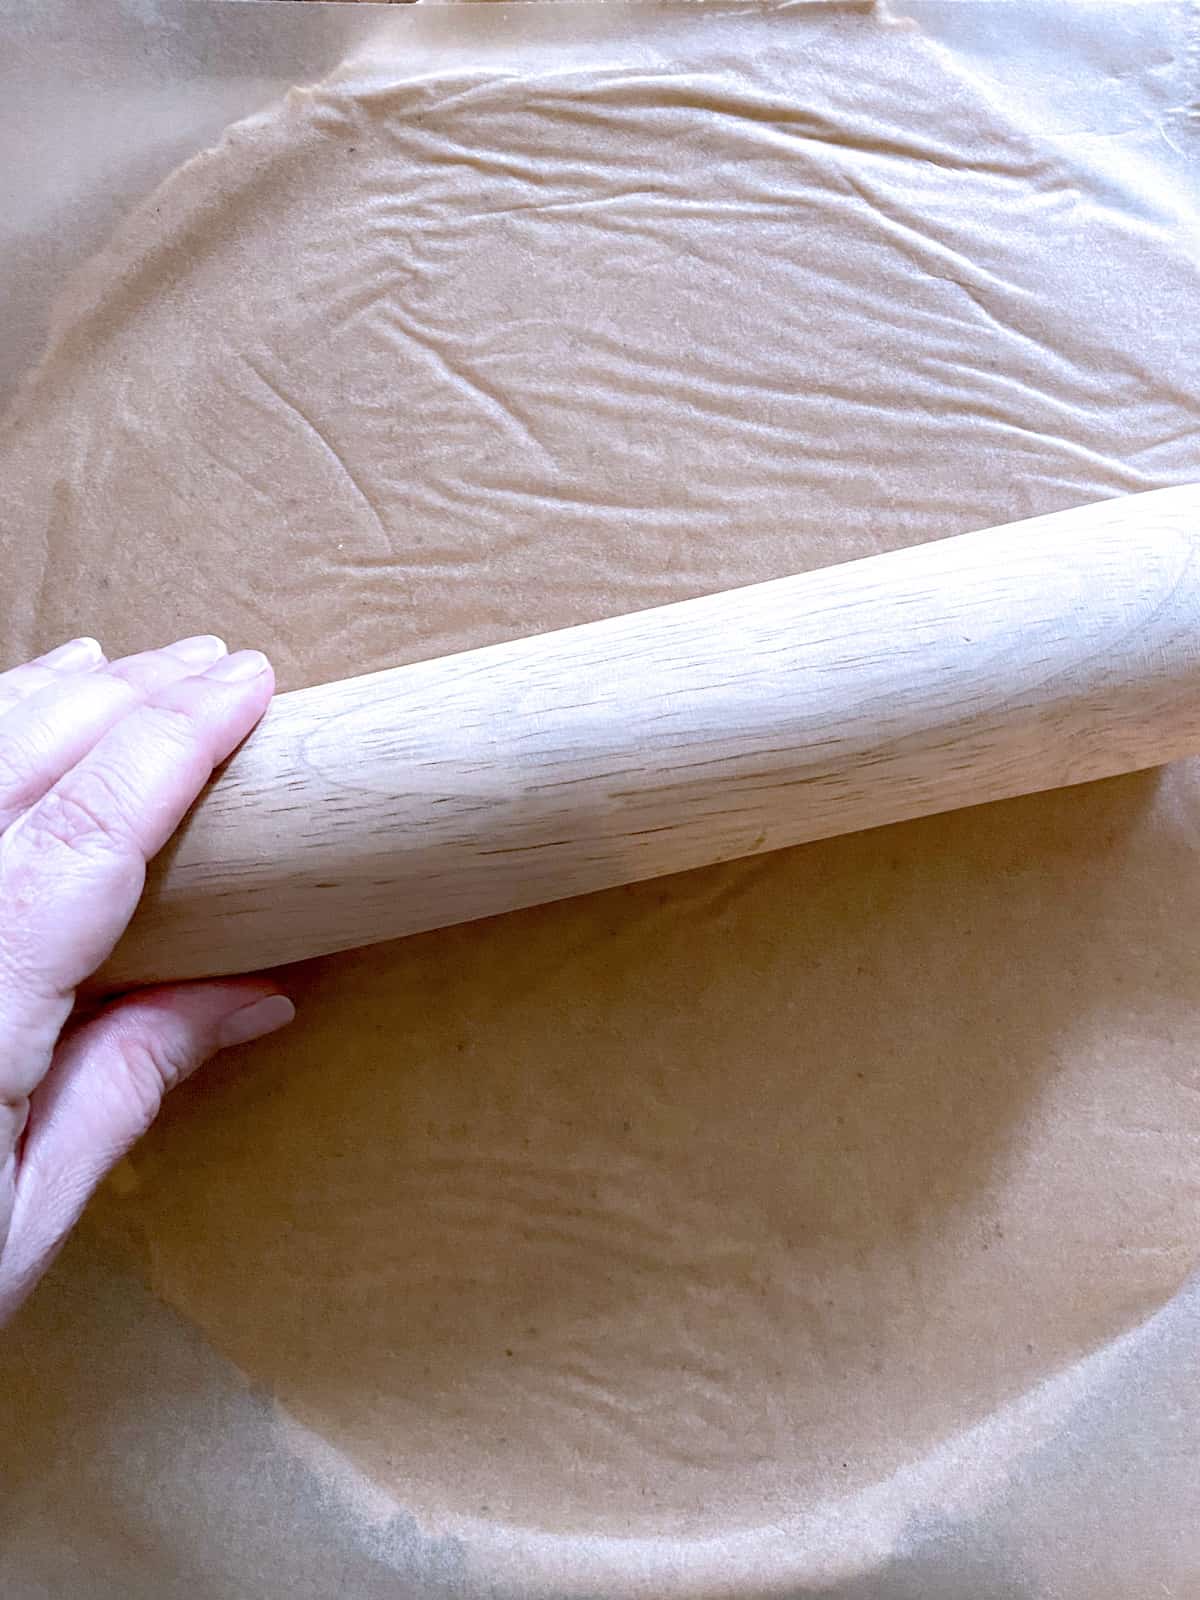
top-left (1, 982), bottom-right (293, 1316)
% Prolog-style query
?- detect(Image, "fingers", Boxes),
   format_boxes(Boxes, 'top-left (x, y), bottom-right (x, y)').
top-left (0, 637), bottom-right (107, 719)
top-left (0, 980), bottom-right (294, 1325)
top-left (0, 635), bottom-right (228, 834)
top-left (24, 648), bottom-right (273, 867)
top-left (0, 649), bottom-right (274, 1110)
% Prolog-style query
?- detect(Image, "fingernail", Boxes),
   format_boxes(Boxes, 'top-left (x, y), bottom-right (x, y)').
top-left (217, 994), bottom-right (295, 1050)
top-left (205, 649), bottom-right (270, 683)
top-left (163, 634), bottom-right (227, 667)
top-left (41, 636), bottom-right (104, 670)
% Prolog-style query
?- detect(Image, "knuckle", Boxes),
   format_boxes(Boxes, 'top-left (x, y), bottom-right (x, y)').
top-left (140, 700), bottom-right (205, 762)
top-left (0, 732), bottom-right (34, 804)
top-left (0, 668), bottom-right (49, 718)
top-left (116, 1033), bottom-right (196, 1124)
top-left (26, 766), bottom-right (136, 862)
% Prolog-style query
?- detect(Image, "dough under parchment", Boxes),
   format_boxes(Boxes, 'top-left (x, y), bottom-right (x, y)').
top-left (3, 9), bottom-right (1198, 1582)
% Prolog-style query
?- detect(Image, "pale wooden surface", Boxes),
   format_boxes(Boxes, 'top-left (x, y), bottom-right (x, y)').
top-left (104, 485), bottom-right (1200, 985)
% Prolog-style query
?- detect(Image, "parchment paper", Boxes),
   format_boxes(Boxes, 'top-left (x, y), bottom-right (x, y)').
top-left (1, 2), bottom-right (1198, 1595)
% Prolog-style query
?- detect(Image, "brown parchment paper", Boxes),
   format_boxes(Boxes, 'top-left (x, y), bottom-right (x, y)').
top-left (2, 1), bottom-right (1199, 1595)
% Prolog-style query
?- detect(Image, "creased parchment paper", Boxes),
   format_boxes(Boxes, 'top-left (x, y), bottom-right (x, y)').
top-left (2, 1), bottom-right (1199, 1595)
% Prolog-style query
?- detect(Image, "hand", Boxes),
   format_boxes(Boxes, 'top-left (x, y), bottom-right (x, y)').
top-left (0, 635), bottom-right (294, 1324)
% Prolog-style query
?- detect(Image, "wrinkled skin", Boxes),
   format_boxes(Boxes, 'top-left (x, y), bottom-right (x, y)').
top-left (0, 635), bottom-right (294, 1324)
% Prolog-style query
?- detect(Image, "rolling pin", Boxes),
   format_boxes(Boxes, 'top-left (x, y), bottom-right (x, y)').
top-left (104, 485), bottom-right (1200, 986)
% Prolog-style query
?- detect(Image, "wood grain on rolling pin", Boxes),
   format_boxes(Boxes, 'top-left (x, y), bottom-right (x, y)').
top-left (105, 485), bottom-right (1200, 986)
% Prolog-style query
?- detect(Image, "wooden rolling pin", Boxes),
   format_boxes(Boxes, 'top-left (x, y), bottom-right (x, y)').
top-left (104, 485), bottom-right (1200, 986)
